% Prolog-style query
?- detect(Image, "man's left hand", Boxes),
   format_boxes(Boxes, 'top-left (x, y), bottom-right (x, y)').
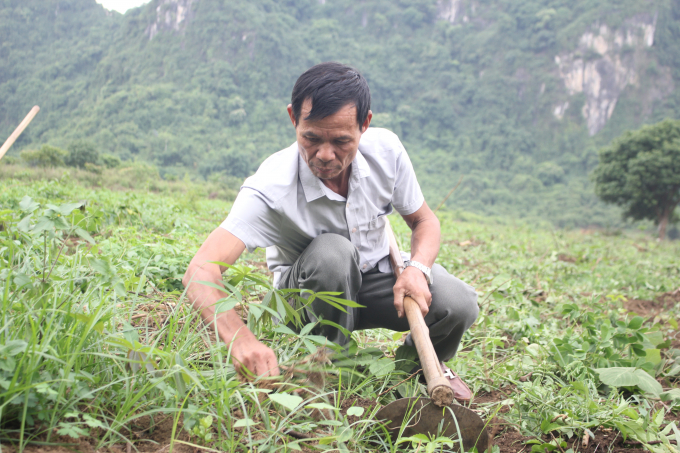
top-left (393, 265), bottom-right (431, 318)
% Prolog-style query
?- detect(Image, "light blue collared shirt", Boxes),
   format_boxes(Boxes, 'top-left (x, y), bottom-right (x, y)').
top-left (221, 128), bottom-right (424, 285)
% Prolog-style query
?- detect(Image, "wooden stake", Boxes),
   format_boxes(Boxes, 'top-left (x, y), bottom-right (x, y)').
top-left (0, 106), bottom-right (40, 161)
top-left (385, 218), bottom-right (454, 407)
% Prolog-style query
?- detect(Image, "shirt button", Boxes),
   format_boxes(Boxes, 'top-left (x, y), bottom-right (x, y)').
top-left (352, 228), bottom-right (357, 233)
top-left (362, 264), bottom-right (367, 269)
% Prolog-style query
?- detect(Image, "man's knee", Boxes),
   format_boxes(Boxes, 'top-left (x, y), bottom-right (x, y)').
top-left (303, 234), bottom-right (360, 276)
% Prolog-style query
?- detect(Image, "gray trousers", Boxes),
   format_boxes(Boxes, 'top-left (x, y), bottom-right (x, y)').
top-left (278, 234), bottom-right (479, 362)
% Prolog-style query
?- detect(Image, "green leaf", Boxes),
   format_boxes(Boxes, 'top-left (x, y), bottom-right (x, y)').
top-left (74, 227), bottom-right (95, 244)
top-left (346, 406), bottom-right (365, 417)
top-left (57, 422), bottom-right (88, 439)
top-left (19, 196), bottom-right (39, 213)
top-left (57, 202), bottom-right (84, 216)
top-left (594, 367), bottom-right (639, 387)
top-left (628, 316), bottom-right (644, 330)
top-left (633, 369), bottom-right (662, 396)
top-left (273, 325), bottom-right (297, 336)
top-left (83, 414), bottom-right (105, 428)
top-left (16, 215), bottom-right (31, 232)
top-left (233, 418), bottom-right (256, 428)
top-left (317, 420), bottom-right (343, 426)
top-left (630, 343), bottom-right (646, 357)
top-left (269, 393), bottom-right (303, 411)
top-left (667, 364), bottom-right (680, 377)
top-left (306, 403), bottom-right (336, 411)
top-left (369, 358), bottom-right (395, 377)
top-left (660, 389), bottom-right (680, 403)
top-left (200, 415), bottom-right (213, 429)
top-left (1, 340), bottom-right (28, 356)
top-left (644, 348), bottom-right (662, 365)
top-left (33, 216), bottom-right (55, 234)
top-left (214, 299), bottom-right (237, 314)
top-left (645, 331), bottom-right (665, 347)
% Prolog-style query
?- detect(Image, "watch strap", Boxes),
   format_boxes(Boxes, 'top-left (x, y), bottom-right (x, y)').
top-left (404, 260), bottom-right (433, 285)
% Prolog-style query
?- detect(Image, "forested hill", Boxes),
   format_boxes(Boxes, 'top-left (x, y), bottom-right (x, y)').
top-left (2, 0), bottom-right (679, 227)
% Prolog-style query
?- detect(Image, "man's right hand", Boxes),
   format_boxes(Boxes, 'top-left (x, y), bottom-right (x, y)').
top-left (231, 336), bottom-right (280, 379)
top-left (183, 228), bottom-right (280, 381)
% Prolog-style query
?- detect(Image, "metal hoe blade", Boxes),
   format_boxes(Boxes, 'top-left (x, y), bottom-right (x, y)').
top-left (376, 397), bottom-right (491, 452)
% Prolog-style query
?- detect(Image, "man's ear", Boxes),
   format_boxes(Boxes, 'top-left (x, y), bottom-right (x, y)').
top-left (287, 104), bottom-right (297, 127)
top-left (361, 110), bottom-right (373, 133)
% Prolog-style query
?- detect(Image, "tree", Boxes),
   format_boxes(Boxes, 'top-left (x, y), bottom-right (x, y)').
top-left (65, 140), bottom-right (100, 169)
top-left (592, 119), bottom-right (680, 240)
top-left (20, 145), bottom-right (68, 168)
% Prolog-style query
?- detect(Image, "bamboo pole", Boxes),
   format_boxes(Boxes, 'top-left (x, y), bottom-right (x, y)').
top-left (0, 106), bottom-right (41, 161)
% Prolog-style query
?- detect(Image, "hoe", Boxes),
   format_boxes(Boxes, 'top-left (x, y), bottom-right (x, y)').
top-left (376, 219), bottom-right (490, 452)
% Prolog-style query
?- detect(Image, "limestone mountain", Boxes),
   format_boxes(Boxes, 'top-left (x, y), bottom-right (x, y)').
top-left (1, 0), bottom-right (678, 227)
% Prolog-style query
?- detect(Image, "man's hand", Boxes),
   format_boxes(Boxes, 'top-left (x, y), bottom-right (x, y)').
top-left (183, 228), bottom-right (280, 381)
top-left (231, 334), bottom-right (280, 379)
top-left (393, 265), bottom-right (432, 318)
top-left (395, 201), bottom-right (440, 319)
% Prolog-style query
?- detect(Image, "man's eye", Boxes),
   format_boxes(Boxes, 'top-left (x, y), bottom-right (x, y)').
top-left (306, 137), bottom-right (320, 143)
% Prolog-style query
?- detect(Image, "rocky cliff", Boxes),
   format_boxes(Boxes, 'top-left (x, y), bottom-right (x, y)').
top-left (554, 13), bottom-right (672, 135)
top-left (146, 0), bottom-right (197, 40)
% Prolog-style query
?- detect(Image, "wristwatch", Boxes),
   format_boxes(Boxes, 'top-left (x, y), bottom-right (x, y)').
top-left (404, 260), bottom-right (433, 285)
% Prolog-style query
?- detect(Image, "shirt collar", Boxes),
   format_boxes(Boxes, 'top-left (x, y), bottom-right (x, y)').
top-left (298, 147), bottom-right (372, 203)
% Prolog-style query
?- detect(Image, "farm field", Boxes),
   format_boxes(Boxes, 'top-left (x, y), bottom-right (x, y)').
top-left (1, 171), bottom-right (679, 453)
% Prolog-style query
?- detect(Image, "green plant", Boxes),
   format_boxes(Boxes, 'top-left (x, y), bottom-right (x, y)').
top-left (20, 145), bottom-right (68, 168)
top-left (65, 140), bottom-right (100, 169)
top-left (592, 118), bottom-right (680, 239)
top-left (1, 174), bottom-right (679, 452)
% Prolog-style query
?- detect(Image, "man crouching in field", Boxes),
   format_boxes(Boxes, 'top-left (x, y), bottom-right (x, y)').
top-left (182, 62), bottom-right (479, 401)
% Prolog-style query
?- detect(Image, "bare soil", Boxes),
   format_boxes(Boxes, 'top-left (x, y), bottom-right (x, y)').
top-left (2, 416), bottom-right (195, 453)
top-left (624, 288), bottom-right (680, 319)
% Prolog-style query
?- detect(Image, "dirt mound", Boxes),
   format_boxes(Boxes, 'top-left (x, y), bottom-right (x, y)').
top-left (624, 288), bottom-right (680, 318)
top-left (658, 288), bottom-right (680, 306)
top-left (1, 415), bottom-right (195, 453)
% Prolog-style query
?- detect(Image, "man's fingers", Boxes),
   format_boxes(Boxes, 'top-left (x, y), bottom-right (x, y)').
top-left (416, 296), bottom-right (429, 317)
top-left (267, 358), bottom-right (281, 377)
top-left (393, 287), bottom-right (405, 318)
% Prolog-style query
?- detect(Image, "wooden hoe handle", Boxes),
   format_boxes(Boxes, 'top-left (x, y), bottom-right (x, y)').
top-left (384, 218), bottom-right (454, 407)
top-left (0, 106), bottom-right (40, 161)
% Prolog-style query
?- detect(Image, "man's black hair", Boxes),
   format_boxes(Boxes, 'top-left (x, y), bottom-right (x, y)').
top-left (291, 62), bottom-right (371, 128)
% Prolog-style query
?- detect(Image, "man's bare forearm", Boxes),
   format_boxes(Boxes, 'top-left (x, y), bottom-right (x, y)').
top-left (406, 206), bottom-right (441, 268)
top-left (183, 228), bottom-right (278, 377)
top-left (183, 262), bottom-right (256, 346)
top-left (182, 228), bottom-right (253, 347)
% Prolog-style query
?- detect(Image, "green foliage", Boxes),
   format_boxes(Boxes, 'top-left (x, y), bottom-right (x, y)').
top-left (593, 118), bottom-right (680, 237)
top-left (2, 0), bottom-right (677, 227)
top-left (65, 140), bottom-right (101, 169)
top-left (1, 172), bottom-right (680, 451)
top-left (20, 145), bottom-right (67, 168)
top-left (101, 153), bottom-right (121, 169)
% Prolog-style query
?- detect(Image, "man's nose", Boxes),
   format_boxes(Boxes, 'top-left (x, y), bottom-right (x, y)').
top-left (317, 144), bottom-right (335, 163)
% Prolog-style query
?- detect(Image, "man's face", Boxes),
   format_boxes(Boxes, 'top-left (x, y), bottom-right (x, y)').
top-left (288, 99), bottom-right (372, 181)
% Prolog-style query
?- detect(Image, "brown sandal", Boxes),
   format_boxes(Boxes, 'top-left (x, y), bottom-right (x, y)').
top-left (410, 362), bottom-right (474, 403)
top-left (440, 362), bottom-right (473, 403)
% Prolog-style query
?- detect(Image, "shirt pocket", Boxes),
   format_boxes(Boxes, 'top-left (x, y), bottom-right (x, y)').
top-left (363, 214), bottom-right (387, 248)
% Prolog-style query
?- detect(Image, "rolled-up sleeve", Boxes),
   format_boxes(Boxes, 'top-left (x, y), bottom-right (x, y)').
top-left (391, 146), bottom-right (425, 216)
top-left (220, 188), bottom-right (281, 252)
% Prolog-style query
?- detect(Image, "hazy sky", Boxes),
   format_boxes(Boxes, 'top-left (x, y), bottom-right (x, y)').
top-left (96, 0), bottom-right (150, 13)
